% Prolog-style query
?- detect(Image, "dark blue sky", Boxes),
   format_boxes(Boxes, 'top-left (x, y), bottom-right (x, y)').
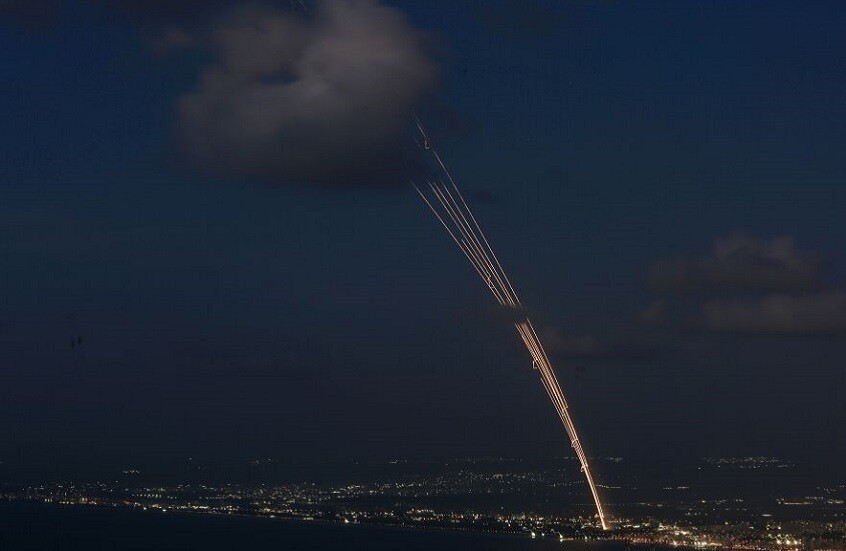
top-left (1, 1), bottom-right (845, 475)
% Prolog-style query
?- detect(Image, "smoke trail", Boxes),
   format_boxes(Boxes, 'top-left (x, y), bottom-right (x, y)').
top-left (413, 122), bottom-right (610, 531)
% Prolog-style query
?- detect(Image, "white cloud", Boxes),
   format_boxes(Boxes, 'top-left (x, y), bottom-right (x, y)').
top-left (177, 0), bottom-right (437, 186)
top-left (702, 291), bottom-right (846, 334)
top-left (649, 234), bottom-right (821, 293)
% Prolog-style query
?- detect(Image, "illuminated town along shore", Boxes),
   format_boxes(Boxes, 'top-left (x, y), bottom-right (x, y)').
top-left (2, 457), bottom-right (844, 550)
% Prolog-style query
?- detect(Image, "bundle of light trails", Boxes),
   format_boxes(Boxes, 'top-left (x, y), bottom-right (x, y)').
top-left (413, 121), bottom-right (609, 531)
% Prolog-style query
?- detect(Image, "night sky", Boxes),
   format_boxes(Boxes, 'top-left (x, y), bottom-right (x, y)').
top-left (2, 1), bottom-right (845, 476)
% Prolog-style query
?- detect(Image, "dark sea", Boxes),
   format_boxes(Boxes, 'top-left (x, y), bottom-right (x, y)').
top-left (0, 502), bottom-right (627, 551)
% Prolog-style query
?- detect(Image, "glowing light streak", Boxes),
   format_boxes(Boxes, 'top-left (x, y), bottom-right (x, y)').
top-left (414, 122), bottom-right (610, 530)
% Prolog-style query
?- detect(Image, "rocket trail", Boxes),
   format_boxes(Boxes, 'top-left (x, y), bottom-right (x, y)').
top-left (413, 121), bottom-right (610, 531)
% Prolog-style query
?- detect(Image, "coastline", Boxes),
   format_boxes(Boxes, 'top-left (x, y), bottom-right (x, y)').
top-left (0, 500), bottom-right (631, 551)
